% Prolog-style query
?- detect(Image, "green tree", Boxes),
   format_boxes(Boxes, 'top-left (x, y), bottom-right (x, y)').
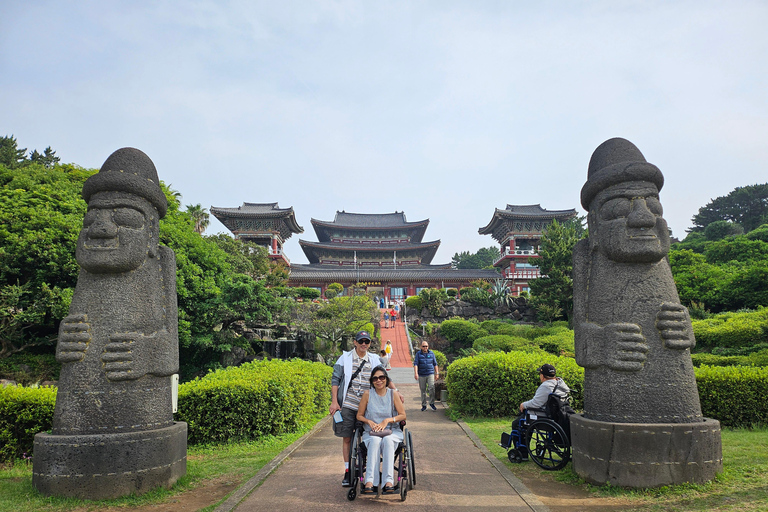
top-left (0, 136), bottom-right (28, 169)
top-left (29, 147), bottom-right (60, 169)
top-left (185, 203), bottom-right (210, 234)
top-left (299, 295), bottom-right (378, 351)
top-left (528, 218), bottom-right (584, 323)
top-left (691, 183), bottom-right (768, 233)
top-left (451, 246), bottom-right (501, 269)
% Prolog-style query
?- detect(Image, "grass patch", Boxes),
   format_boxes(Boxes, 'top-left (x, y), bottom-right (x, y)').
top-left (462, 416), bottom-right (768, 511)
top-left (0, 414), bottom-right (325, 512)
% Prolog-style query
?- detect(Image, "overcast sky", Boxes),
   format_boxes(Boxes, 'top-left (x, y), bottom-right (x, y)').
top-left (2, 1), bottom-right (767, 265)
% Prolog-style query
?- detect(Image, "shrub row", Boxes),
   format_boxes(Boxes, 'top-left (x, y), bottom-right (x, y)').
top-left (446, 351), bottom-right (584, 417)
top-left (0, 385), bottom-right (57, 462)
top-left (446, 352), bottom-right (768, 427)
top-left (177, 359), bottom-right (332, 445)
top-left (472, 335), bottom-right (547, 354)
top-left (692, 307), bottom-right (768, 348)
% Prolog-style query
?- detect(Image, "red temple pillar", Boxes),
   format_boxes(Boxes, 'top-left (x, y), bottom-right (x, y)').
top-left (272, 235), bottom-right (278, 254)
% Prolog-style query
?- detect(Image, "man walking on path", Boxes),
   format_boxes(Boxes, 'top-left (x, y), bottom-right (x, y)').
top-left (414, 341), bottom-right (439, 411)
top-left (329, 331), bottom-right (402, 486)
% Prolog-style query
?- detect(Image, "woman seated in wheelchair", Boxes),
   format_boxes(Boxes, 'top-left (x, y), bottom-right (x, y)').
top-left (356, 365), bottom-right (406, 492)
top-left (512, 364), bottom-right (570, 460)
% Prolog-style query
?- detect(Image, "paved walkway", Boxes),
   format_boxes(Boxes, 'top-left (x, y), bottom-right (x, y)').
top-left (380, 309), bottom-right (412, 368)
top-left (232, 382), bottom-right (543, 511)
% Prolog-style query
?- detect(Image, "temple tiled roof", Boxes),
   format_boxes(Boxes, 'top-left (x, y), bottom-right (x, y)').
top-left (314, 211), bottom-right (428, 228)
top-left (478, 204), bottom-right (577, 235)
top-left (299, 239), bottom-right (440, 264)
top-left (211, 202), bottom-right (304, 234)
top-left (288, 264), bottom-right (500, 282)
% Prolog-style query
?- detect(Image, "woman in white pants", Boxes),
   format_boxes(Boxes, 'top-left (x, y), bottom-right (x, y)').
top-left (356, 366), bottom-right (406, 492)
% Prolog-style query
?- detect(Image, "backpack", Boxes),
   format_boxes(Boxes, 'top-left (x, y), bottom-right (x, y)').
top-left (546, 381), bottom-right (575, 438)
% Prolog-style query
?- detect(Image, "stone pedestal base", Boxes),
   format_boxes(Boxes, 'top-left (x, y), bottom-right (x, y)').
top-left (32, 422), bottom-right (187, 499)
top-left (570, 414), bottom-right (722, 488)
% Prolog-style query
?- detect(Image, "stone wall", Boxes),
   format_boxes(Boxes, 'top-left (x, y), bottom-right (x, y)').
top-left (411, 298), bottom-right (537, 323)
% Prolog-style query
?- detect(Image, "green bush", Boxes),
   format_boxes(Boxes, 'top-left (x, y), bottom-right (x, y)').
top-left (472, 335), bottom-right (545, 354)
top-left (691, 353), bottom-right (750, 367)
top-left (432, 349), bottom-right (448, 370)
top-left (405, 295), bottom-right (423, 313)
top-left (419, 288), bottom-right (448, 315)
top-left (533, 330), bottom-right (575, 357)
top-left (327, 282), bottom-right (343, 294)
top-left (294, 287), bottom-right (321, 300)
top-left (692, 308), bottom-right (768, 348)
top-left (446, 351), bottom-right (583, 417)
top-left (324, 289), bottom-right (337, 299)
top-left (176, 359), bottom-right (331, 445)
top-left (0, 353), bottom-right (61, 385)
top-left (439, 319), bottom-right (488, 347)
top-left (696, 365), bottom-right (768, 427)
top-left (459, 287), bottom-right (494, 308)
top-left (445, 288), bottom-right (458, 298)
top-left (0, 385), bottom-right (57, 462)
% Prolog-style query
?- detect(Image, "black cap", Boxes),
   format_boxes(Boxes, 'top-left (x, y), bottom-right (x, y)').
top-left (538, 364), bottom-right (556, 378)
top-left (355, 331), bottom-right (371, 342)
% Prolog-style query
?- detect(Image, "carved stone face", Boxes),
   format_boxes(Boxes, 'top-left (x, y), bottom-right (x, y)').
top-left (591, 181), bottom-right (670, 263)
top-left (76, 194), bottom-right (157, 273)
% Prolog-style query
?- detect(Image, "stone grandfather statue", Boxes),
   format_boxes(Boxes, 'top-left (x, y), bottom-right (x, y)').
top-left (33, 148), bottom-right (187, 499)
top-left (570, 138), bottom-right (721, 487)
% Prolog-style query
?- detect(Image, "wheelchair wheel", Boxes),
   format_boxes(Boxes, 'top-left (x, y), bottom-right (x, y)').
top-left (406, 429), bottom-right (416, 489)
top-left (507, 448), bottom-right (525, 464)
top-left (347, 432), bottom-right (361, 500)
top-left (526, 419), bottom-right (570, 471)
top-left (396, 440), bottom-right (407, 501)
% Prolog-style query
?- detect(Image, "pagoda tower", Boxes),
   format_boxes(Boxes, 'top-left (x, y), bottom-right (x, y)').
top-left (210, 202), bottom-right (303, 265)
top-left (479, 204), bottom-right (577, 295)
top-left (299, 211), bottom-right (439, 267)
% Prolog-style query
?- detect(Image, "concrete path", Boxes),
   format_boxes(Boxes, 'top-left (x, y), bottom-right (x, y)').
top-left (232, 382), bottom-right (544, 511)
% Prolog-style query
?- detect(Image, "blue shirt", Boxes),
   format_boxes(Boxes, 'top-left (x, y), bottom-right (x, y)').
top-left (414, 350), bottom-right (437, 376)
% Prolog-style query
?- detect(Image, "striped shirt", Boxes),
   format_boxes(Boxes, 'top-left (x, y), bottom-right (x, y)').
top-left (342, 352), bottom-right (373, 411)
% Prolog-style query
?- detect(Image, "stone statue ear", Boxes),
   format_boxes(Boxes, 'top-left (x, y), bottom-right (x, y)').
top-left (147, 223), bottom-right (159, 259)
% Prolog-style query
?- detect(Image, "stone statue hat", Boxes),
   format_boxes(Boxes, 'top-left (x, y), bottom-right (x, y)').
top-left (580, 137), bottom-right (664, 211)
top-left (82, 147), bottom-right (168, 218)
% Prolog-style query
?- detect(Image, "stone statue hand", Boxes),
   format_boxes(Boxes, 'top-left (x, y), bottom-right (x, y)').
top-left (656, 302), bottom-right (696, 350)
top-left (606, 323), bottom-right (649, 372)
top-left (56, 314), bottom-right (91, 363)
top-left (102, 332), bottom-right (141, 381)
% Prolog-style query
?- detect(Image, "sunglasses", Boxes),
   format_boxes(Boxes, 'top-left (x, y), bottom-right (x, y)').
top-left (357, 339), bottom-right (371, 345)
top-left (372, 375), bottom-right (388, 382)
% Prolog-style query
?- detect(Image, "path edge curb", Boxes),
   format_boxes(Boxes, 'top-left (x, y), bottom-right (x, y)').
top-left (456, 419), bottom-right (551, 512)
top-left (213, 415), bottom-right (332, 512)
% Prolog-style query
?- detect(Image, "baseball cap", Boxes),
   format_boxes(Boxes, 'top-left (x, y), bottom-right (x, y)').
top-left (538, 364), bottom-right (556, 378)
top-left (355, 331), bottom-right (371, 342)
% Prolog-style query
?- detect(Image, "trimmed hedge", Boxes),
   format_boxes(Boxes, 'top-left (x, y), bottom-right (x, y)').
top-left (446, 352), bottom-right (768, 427)
top-left (0, 385), bottom-right (57, 462)
top-left (446, 351), bottom-right (584, 417)
top-left (405, 295), bottom-right (423, 312)
top-left (176, 359), bottom-right (331, 445)
top-left (439, 319), bottom-right (488, 347)
top-left (432, 349), bottom-right (448, 369)
top-left (472, 335), bottom-right (546, 354)
top-left (692, 308), bottom-right (768, 348)
top-left (534, 330), bottom-right (575, 357)
top-left (696, 365), bottom-right (768, 427)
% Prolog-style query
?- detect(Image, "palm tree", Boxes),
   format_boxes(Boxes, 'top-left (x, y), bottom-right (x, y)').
top-left (185, 203), bottom-right (210, 234)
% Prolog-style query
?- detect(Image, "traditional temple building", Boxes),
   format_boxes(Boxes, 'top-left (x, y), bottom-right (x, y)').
top-left (210, 202), bottom-right (303, 265)
top-left (290, 211), bottom-right (498, 301)
top-left (479, 204), bottom-right (577, 295)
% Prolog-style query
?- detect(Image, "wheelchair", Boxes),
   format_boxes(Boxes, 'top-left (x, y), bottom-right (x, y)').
top-left (499, 407), bottom-right (571, 471)
top-left (347, 420), bottom-right (415, 501)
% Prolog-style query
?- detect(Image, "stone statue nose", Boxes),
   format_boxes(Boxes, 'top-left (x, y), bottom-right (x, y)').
top-left (626, 199), bottom-right (656, 228)
top-left (89, 212), bottom-right (118, 238)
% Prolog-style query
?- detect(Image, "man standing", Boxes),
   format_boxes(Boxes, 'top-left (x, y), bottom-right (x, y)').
top-left (330, 331), bottom-right (400, 486)
top-left (413, 341), bottom-right (439, 411)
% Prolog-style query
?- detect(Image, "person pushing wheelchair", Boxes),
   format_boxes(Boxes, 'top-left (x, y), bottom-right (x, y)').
top-left (512, 364), bottom-right (570, 460)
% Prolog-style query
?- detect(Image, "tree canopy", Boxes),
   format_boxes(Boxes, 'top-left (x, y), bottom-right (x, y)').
top-left (528, 217), bottom-right (585, 323)
top-left (690, 183), bottom-right (768, 234)
top-left (451, 246), bottom-right (500, 269)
